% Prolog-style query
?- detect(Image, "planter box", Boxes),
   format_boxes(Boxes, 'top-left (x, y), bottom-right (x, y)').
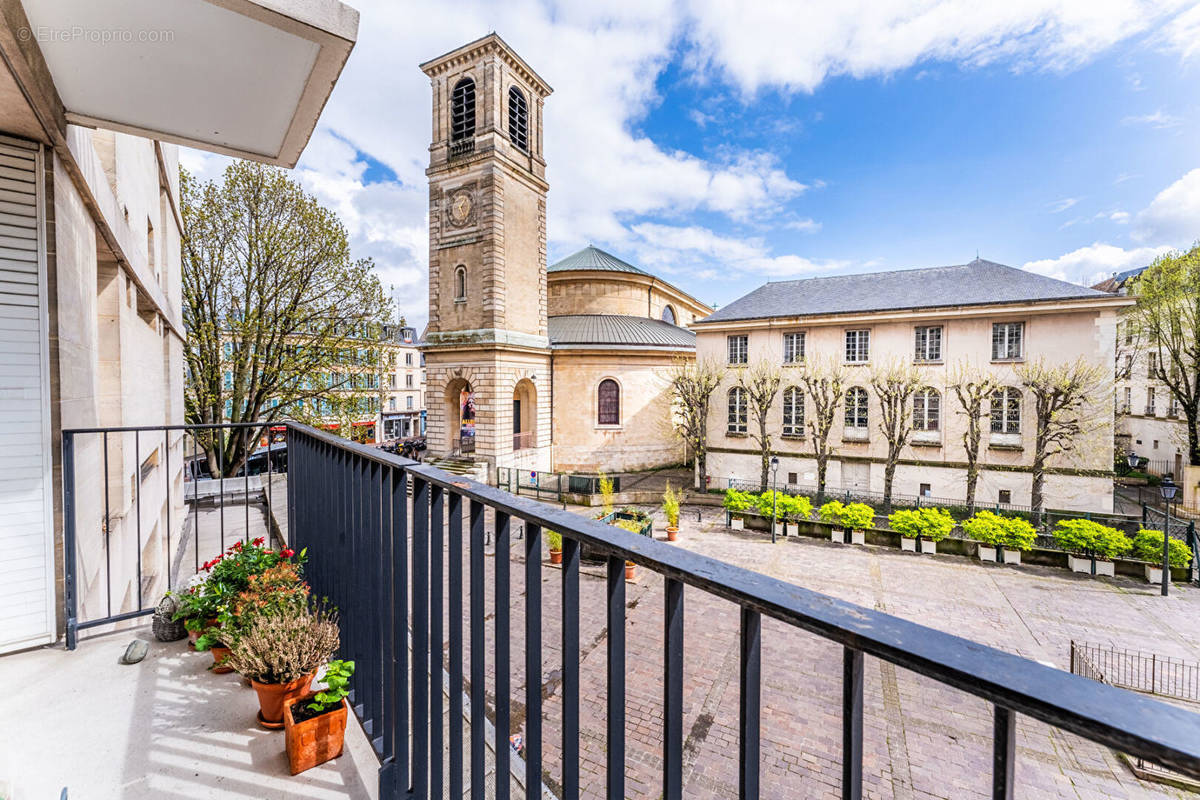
top-left (901, 537), bottom-right (917, 552)
top-left (920, 539), bottom-right (937, 555)
top-left (1095, 559), bottom-right (1115, 577)
top-left (980, 547), bottom-right (1021, 565)
top-left (1146, 564), bottom-right (1163, 584)
top-left (1002, 549), bottom-right (1021, 566)
top-left (1068, 555), bottom-right (1092, 574)
top-left (979, 545), bottom-right (997, 562)
top-left (730, 516), bottom-right (744, 530)
top-left (850, 530), bottom-right (865, 545)
top-left (831, 528), bottom-right (844, 543)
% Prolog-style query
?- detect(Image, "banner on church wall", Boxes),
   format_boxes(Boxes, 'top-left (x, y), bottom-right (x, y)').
top-left (460, 389), bottom-right (476, 445)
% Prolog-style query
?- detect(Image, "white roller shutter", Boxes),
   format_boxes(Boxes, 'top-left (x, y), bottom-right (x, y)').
top-left (0, 137), bottom-right (53, 653)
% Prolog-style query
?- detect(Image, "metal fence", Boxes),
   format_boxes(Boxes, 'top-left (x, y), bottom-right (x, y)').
top-left (496, 467), bottom-right (620, 499)
top-left (284, 422), bottom-right (1200, 798)
top-left (62, 422), bottom-right (286, 649)
top-left (1071, 641), bottom-right (1200, 703)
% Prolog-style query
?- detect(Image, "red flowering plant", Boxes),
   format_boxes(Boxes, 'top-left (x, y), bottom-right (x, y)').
top-left (197, 562), bottom-right (312, 652)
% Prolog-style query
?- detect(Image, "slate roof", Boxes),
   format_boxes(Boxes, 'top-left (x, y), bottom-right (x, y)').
top-left (702, 259), bottom-right (1114, 323)
top-left (1091, 264), bottom-right (1148, 294)
top-left (549, 314), bottom-right (696, 349)
top-left (549, 245), bottom-right (651, 276)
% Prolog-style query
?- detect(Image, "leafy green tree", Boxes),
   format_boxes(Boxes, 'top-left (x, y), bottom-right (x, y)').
top-left (737, 359), bottom-right (783, 490)
top-left (1127, 244), bottom-right (1200, 466)
top-left (182, 161), bottom-right (391, 476)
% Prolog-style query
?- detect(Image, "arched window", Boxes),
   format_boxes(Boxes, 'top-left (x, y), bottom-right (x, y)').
top-left (991, 387), bottom-right (1021, 434)
top-left (845, 387), bottom-right (868, 429)
top-left (727, 387), bottom-right (747, 434)
top-left (598, 379), bottom-right (620, 425)
top-left (782, 386), bottom-right (804, 436)
top-left (451, 78), bottom-right (476, 142)
top-left (454, 265), bottom-right (467, 301)
top-left (508, 85), bottom-right (529, 152)
top-left (661, 304), bottom-right (677, 325)
top-left (913, 388), bottom-right (941, 431)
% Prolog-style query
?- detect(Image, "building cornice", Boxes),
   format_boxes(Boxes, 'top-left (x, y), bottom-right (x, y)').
top-left (420, 33), bottom-right (552, 97)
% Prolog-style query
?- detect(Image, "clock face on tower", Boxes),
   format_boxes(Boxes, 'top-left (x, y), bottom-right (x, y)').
top-left (447, 187), bottom-right (474, 227)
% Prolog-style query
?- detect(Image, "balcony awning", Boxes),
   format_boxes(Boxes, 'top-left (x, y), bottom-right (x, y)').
top-left (22, 0), bottom-right (358, 166)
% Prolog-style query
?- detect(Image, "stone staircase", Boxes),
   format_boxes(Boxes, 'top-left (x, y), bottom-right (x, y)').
top-left (426, 455), bottom-right (490, 483)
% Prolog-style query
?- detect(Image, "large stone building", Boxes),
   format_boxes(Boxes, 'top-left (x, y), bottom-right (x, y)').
top-left (381, 324), bottom-right (426, 441)
top-left (0, 0), bottom-right (356, 653)
top-left (420, 35), bottom-right (709, 475)
top-left (693, 261), bottom-right (1131, 513)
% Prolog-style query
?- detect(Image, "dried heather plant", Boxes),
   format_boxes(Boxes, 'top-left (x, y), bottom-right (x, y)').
top-left (226, 602), bottom-right (340, 684)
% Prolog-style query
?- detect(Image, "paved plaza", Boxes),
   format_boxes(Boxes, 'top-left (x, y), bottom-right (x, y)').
top-left (453, 502), bottom-right (1200, 800)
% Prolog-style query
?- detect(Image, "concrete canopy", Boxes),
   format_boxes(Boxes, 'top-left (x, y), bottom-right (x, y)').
top-left (23, 0), bottom-right (358, 166)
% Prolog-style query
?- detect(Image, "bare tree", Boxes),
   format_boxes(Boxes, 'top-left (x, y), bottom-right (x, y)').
top-left (1016, 357), bottom-right (1110, 513)
top-left (869, 359), bottom-right (923, 509)
top-left (797, 357), bottom-right (848, 497)
top-left (738, 360), bottom-right (783, 490)
top-left (1126, 244), bottom-right (1200, 466)
top-left (668, 356), bottom-right (726, 489)
top-left (948, 362), bottom-right (999, 513)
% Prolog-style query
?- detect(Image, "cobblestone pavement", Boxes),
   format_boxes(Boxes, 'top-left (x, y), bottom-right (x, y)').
top-left (448, 502), bottom-right (1200, 800)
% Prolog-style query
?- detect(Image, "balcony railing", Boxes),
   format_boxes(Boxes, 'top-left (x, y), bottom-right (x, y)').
top-left (1146, 405), bottom-right (1157, 416)
top-left (449, 138), bottom-right (475, 159)
top-left (513, 430), bottom-right (535, 451)
top-left (280, 422), bottom-right (1200, 799)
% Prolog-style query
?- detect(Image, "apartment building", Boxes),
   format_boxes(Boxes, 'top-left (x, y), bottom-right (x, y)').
top-left (692, 259), bottom-right (1131, 512)
top-left (0, 0), bottom-right (356, 653)
top-left (381, 324), bottom-right (426, 441)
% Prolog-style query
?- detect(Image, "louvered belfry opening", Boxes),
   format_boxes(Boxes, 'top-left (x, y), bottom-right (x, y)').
top-left (451, 78), bottom-right (475, 143)
top-left (508, 85), bottom-right (528, 152)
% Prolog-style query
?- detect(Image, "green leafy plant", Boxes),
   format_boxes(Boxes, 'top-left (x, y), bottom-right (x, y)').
top-left (599, 471), bottom-right (615, 517)
top-left (888, 507), bottom-right (954, 541)
top-left (545, 530), bottom-right (563, 553)
top-left (1052, 519), bottom-right (1132, 560)
top-left (722, 488), bottom-right (754, 516)
top-left (839, 502), bottom-right (876, 532)
top-left (962, 511), bottom-right (1037, 551)
top-left (307, 659), bottom-right (355, 715)
top-left (1132, 529), bottom-right (1192, 569)
top-left (998, 515), bottom-right (1037, 551)
top-left (755, 490), bottom-right (786, 520)
top-left (817, 500), bottom-right (844, 525)
top-left (662, 482), bottom-right (682, 527)
top-left (614, 519), bottom-right (643, 534)
top-left (776, 493), bottom-right (813, 521)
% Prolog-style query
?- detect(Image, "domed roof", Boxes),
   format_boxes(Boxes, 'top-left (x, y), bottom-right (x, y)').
top-left (548, 245), bottom-right (650, 276)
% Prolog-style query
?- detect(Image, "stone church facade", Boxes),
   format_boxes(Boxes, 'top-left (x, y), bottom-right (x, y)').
top-left (420, 35), bottom-right (709, 474)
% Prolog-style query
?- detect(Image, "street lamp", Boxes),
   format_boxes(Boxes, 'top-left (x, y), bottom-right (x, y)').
top-left (1159, 476), bottom-right (1178, 597)
top-left (770, 456), bottom-right (780, 544)
top-left (1125, 450), bottom-right (1138, 470)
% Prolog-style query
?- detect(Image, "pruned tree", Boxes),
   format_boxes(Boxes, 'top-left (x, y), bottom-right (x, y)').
top-left (668, 356), bottom-right (726, 489)
top-left (797, 357), bottom-right (848, 498)
top-left (183, 161), bottom-right (392, 476)
top-left (1127, 244), bottom-right (1200, 466)
top-left (1016, 357), bottom-right (1110, 513)
top-left (948, 362), bottom-right (999, 513)
top-left (869, 359), bottom-right (923, 510)
top-left (738, 360), bottom-right (783, 490)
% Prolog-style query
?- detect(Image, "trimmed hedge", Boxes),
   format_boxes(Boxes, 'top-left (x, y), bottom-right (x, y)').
top-left (1052, 519), bottom-right (1132, 560)
top-left (961, 511), bottom-right (1038, 551)
top-left (1132, 529), bottom-right (1192, 569)
top-left (887, 507), bottom-right (955, 542)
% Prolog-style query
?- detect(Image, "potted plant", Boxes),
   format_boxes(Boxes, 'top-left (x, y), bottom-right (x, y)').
top-left (777, 493), bottom-right (812, 537)
top-left (818, 500), bottom-right (845, 541)
top-left (890, 507), bottom-right (953, 554)
top-left (546, 530), bottom-right (563, 564)
top-left (722, 489), bottom-right (753, 530)
top-left (612, 518), bottom-right (643, 580)
top-left (285, 659), bottom-right (354, 775)
top-left (1053, 518), bottom-right (1131, 577)
top-left (755, 490), bottom-right (787, 534)
top-left (1132, 529), bottom-right (1192, 583)
top-left (963, 511), bottom-right (1037, 565)
top-left (662, 483), bottom-right (682, 541)
top-left (598, 471), bottom-right (615, 518)
top-left (225, 600), bottom-right (339, 729)
top-left (838, 502), bottom-right (875, 545)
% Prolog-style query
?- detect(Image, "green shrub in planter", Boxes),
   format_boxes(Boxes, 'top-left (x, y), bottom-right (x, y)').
top-left (778, 493), bottom-right (813, 521)
top-left (1132, 530), bottom-right (1192, 569)
top-left (1052, 519), bottom-right (1132, 560)
top-left (999, 516), bottom-right (1037, 551)
top-left (755, 490), bottom-right (788, 520)
top-left (962, 511), bottom-right (1037, 551)
top-left (839, 502), bottom-right (876, 532)
top-left (817, 500), bottom-right (844, 525)
top-left (888, 507), bottom-right (954, 542)
top-left (722, 489), bottom-right (754, 516)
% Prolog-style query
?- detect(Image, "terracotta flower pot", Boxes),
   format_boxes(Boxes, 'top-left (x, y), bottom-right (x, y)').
top-left (187, 628), bottom-right (201, 650)
top-left (210, 645), bottom-right (235, 674)
top-left (666, 526), bottom-right (679, 542)
top-left (625, 562), bottom-right (636, 581)
top-left (251, 672), bottom-right (315, 729)
top-left (549, 549), bottom-right (562, 565)
top-left (284, 695), bottom-right (348, 775)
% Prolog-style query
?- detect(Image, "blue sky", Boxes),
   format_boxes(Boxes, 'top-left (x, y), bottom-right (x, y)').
top-left (183, 0), bottom-right (1200, 329)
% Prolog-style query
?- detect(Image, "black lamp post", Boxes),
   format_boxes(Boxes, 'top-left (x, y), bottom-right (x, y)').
top-left (770, 456), bottom-right (780, 544)
top-left (1125, 451), bottom-right (1140, 502)
top-left (1159, 476), bottom-right (1178, 597)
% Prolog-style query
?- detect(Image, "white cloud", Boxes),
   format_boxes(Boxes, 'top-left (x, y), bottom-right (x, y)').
top-left (1023, 243), bottom-right (1174, 285)
top-left (628, 222), bottom-right (848, 278)
top-left (785, 218), bottom-right (822, 233)
top-left (1049, 197), bottom-right (1079, 213)
top-left (1121, 109), bottom-right (1183, 128)
top-left (1162, 3), bottom-right (1200, 60)
top-left (1134, 168), bottom-right (1200, 244)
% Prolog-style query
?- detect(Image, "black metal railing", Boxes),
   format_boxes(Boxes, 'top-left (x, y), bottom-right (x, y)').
top-left (284, 422), bottom-right (1200, 799)
top-left (1071, 641), bottom-right (1200, 702)
top-left (62, 422), bottom-right (285, 649)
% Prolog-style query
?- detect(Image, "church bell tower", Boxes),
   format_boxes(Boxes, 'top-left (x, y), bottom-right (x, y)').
top-left (420, 34), bottom-right (553, 469)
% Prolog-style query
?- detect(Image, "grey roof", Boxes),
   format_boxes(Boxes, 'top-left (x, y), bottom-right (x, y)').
top-left (549, 314), bottom-right (696, 349)
top-left (702, 259), bottom-right (1113, 323)
top-left (1091, 264), bottom-right (1148, 294)
top-left (549, 245), bottom-right (651, 276)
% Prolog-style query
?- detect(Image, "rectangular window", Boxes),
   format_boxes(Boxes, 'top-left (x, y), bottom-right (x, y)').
top-left (727, 388), bottom-right (747, 433)
top-left (407, 396), bottom-right (414, 409)
top-left (991, 322), bottom-right (1024, 361)
top-left (389, 397), bottom-right (396, 411)
top-left (223, 371), bottom-right (233, 390)
top-left (787, 472), bottom-right (798, 484)
top-left (406, 374), bottom-right (414, 388)
top-left (914, 326), bottom-right (942, 362)
top-left (783, 332), bottom-right (805, 364)
top-left (1123, 355), bottom-right (1133, 378)
top-left (1146, 387), bottom-right (1156, 415)
top-left (782, 388), bottom-right (804, 436)
top-left (727, 335), bottom-right (748, 365)
top-left (405, 353), bottom-right (413, 365)
top-left (998, 489), bottom-right (1012, 505)
top-left (919, 483), bottom-right (931, 497)
top-left (1148, 352), bottom-right (1158, 377)
top-left (845, 329), bottom-right (870, 363)
top-left (1122, 387), bottom-right (1131, 413)
top-left (990, 388), bottom-right (1021, 434)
